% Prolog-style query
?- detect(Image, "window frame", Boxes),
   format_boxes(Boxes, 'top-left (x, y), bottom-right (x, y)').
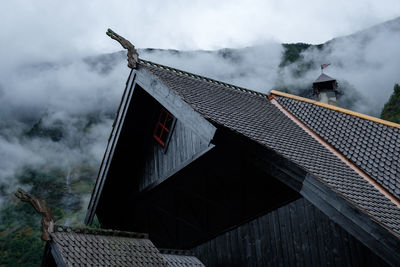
top-left (153, 108), bottom-right (176, 152)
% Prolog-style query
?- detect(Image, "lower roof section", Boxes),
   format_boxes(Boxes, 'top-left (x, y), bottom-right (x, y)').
top-left (42, 225), bottom-right (204, 267)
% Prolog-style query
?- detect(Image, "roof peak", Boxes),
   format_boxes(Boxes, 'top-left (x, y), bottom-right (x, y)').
top-left (270, 90), bottom-right (400, 130)
top-left (314, 73), bottom-right (336, 84)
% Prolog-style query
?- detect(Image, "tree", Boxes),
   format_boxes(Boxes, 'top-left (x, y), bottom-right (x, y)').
top-left (381, 84), bottom-right (400, 124)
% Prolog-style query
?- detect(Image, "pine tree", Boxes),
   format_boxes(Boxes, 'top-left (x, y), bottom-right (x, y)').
top-left (381, 84), bottom-right (400, 123)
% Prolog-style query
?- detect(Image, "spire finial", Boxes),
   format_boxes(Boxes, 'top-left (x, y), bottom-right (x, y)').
top-left (321, 63), bottom-right (331, 73)
top-left (106, 28), bottom-right (139, 69)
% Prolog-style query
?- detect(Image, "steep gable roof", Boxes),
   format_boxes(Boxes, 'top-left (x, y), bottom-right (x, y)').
top-left (138, 59), bottom-right (400, 237)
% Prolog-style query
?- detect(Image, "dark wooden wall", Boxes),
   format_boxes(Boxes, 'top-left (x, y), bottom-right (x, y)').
top-left (138, 119), bottom-right (211, 191)
top-left (192, 197), bottom-right (389, 267)
top-left (117, 145), bottom-right (300, 248)
top-left (96, 85), bottom-right (214, 227)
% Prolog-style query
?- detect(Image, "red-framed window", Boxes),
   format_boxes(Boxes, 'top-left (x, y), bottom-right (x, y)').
top-left (153, 108), bottom-right (175, 147)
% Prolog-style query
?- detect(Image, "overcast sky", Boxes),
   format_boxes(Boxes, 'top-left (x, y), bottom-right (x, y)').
top-left (1, 0), bottom-right (400, 63)
top-left (0, 0), bottom-right (399, 208)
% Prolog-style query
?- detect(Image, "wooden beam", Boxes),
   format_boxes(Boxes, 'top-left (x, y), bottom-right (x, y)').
top-left (85, 70), bottom-right (136, 225)
top-left (49, 242), bottom-right (68, 267)
top-left (270, 90), bottom-right (400, 130)
top-left (134, 144), bottom-right (215, 196)
top-left (254, 149), bottom-right (400, 265)
top-left (135, 67), bottom-right (216, 144)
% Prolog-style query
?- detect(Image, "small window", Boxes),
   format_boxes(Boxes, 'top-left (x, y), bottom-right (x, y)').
top-left (153, 108), bottom-right (175, 148)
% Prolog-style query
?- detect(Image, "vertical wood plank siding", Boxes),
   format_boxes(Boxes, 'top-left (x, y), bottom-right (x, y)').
top-left (193, 198), bottom-right (389, 267)
top-left (138, 119), bottom-right (210, 191)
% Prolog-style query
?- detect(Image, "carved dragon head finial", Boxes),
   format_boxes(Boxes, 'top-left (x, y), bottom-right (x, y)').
top-left (15, 188), bottom-right (32, 202)
top-left (106, 28), bottom-right (139, 69)
top-left (15, 188), bottom-right (55, 241)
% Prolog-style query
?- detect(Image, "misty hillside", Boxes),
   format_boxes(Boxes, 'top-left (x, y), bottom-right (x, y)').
top-left (381, 84), bottom-right (400, 123)
top-left (1, 17), bottom-right (400, 265)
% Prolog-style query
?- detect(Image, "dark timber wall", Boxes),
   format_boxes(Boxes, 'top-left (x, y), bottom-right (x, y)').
top-left (193, 197), bottom-right (389, 267)
top-left (95, 85), bottom-right (215, 228)
top-left (138, 119), bottom-right (211, 191)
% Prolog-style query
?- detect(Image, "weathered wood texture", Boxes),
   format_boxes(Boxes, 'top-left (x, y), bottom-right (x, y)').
top-left (95, 84), bottom-right (215, 228)
top-left (87, 69), bottom-right (216, 225)
top-left (135, 67), bottom-right (216, 143)
top-left (138, 119), bottom-right (212, 191)
top-left (98, 141), bottom-right (300, 248)
top-left (213, 127), bottom-right (400, 266)
top-left (193, 197), bottom-right (389, 267)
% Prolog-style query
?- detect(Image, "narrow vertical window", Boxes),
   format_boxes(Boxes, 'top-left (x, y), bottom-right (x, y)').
top-left (153, 108), bottom-right (175, 147)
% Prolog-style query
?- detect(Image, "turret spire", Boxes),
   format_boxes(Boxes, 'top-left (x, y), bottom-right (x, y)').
top-left (313, 71), bottom-right (338, 106)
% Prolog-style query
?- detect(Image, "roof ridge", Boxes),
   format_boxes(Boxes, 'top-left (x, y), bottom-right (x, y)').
top-left (270, 90), bottom-right (400, 130)
top-left (138, 59), bottom-right (268, 98)
top-left (158, 248), bottom-right (195, 256)
top-left (53, 224), bottom-right (148, 239)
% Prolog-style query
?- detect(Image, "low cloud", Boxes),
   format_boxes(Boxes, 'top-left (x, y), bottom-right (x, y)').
top-left (0, 52), bottom-right (128, 212)
top-left (0, 17), bottom-right (399, 218)
top-left (141, 42), bottom-right (283, 92)
top-left (278, 17), bottom-right (400, 115)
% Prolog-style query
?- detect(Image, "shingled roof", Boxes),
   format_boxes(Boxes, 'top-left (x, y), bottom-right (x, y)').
top-left (138, 59), bottom-right (400, 237)
top-left (274, 91), bottom-right (400, 200)
top-left (314, 73), bottom-right (336, 84)
top-left (43, 225), bottom-right (204, 267)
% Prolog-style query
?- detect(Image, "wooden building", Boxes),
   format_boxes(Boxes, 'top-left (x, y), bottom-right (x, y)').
top-left (83, 58), bottom-right (400, 266)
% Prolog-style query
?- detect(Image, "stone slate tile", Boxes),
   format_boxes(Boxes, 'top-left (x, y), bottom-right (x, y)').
top-left (138, 60), bottom-right (400, 235)
top-left (276, 96), bottom-right (400, 200)
top-left (50, 225), bottom-right (203, 266)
